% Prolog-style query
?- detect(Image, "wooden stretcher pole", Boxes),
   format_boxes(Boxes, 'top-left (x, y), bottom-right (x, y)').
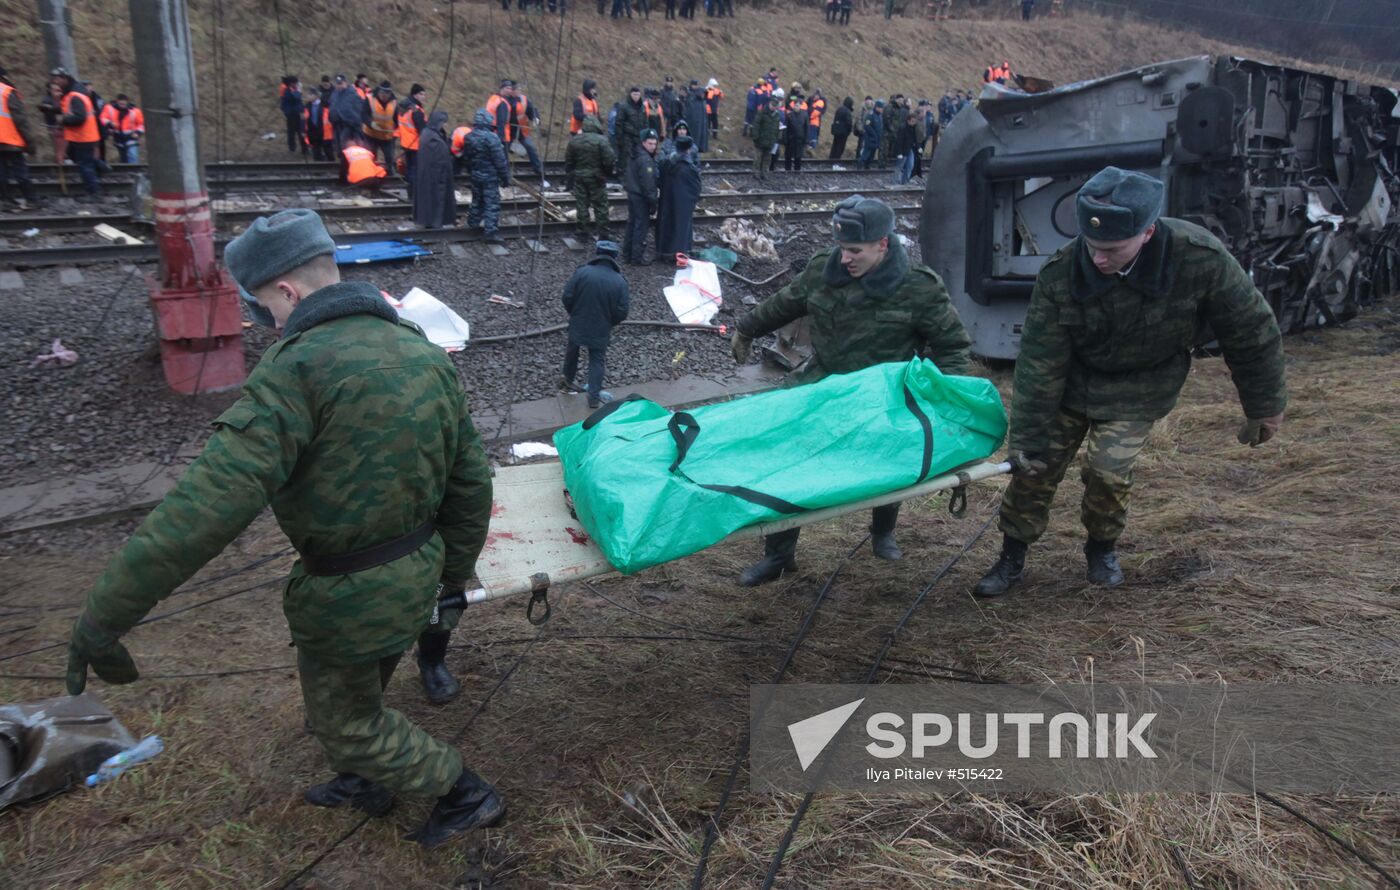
top-left (452, 459), bottom-right (1014, 608)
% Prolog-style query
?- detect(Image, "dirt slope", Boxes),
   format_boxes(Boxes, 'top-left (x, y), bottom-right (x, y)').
top-left (1, 0), bottom-right (1389, 163)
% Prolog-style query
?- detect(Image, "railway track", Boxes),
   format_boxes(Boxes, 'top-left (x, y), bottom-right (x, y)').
top-left (0, 204), bottom-right (921, 267)
top-left (26, 157), bottom-right (875, 196)
top-left (0, 186), bottom-right (920, 236)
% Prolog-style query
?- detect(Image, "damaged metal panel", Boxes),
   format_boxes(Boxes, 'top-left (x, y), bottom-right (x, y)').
top-left (923, 55), bottom-right (1400, 359)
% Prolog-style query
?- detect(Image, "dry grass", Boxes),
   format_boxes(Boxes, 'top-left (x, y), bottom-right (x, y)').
top-left (2, 308), bottom-right (1397, 888)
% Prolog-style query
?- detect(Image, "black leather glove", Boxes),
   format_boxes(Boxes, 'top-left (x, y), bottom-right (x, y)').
top-left (66, 613), bottom-right (139, 695)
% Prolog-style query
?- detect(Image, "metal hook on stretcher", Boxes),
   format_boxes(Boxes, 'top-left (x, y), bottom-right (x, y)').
top-left (675, 252), bottom-right (792, 287)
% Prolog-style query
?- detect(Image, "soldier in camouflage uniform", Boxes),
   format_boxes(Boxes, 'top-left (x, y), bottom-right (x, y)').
top-left (65, 210), bottom-right (504, 848)
top-left (751, 94), bottom-right (781, 181)
top-left (730, 195), bottom-right (973, 585)
top-left (462, 108), bottom-right (512, 243)
top-left (973, 167), bottom-right (1287, 597)
top-left (564, 115), bottom-right (616, 237)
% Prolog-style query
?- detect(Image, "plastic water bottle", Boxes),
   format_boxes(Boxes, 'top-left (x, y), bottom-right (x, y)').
top-left (85, 736), bottom-right (164, 787)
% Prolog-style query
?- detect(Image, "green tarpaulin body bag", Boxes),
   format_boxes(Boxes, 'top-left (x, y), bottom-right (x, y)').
top-left (553, 358), bottom-right (1007, 574)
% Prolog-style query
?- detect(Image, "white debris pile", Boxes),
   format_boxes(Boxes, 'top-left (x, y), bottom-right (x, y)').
top-left (718, 217), bottom-right (778, 260)
top-left (380, 287), bottom-right (471, 351)
top-left (664, 259), bottom-right (722, 326)
top-left (32, 339), bottom-right (79, 368)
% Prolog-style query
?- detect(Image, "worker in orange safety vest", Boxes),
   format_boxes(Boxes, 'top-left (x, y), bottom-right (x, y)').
top-left (571, 79), bottom-right (600, 135)
top-left (361, 81), bottom-right (398, 169)
top-left (0, 66), bottom-right (38, 206)
top-left (450, 123), bottom-right (472, 174)
top-left (343, 142), bottom-right (387, 186)
top-left (805, 90), bottom-right (826, 150)
top-left (101, 94), bottom-right (145, 164)
top-left (396, 84), bottom-right (428, 194)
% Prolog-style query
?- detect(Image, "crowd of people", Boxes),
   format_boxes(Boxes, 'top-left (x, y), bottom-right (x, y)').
top-left (0, 65), bottom-right (146, 205)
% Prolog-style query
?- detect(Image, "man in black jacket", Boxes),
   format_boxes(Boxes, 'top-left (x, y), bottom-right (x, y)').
top-left (622, 129), bottom-right (659, 265)
top-left (560, 241), bottom-right (631, 408)
top-left (829, 96), bottom-right (855, 160)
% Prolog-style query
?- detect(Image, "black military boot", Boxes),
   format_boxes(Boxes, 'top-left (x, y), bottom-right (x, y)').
top-left (739, 529), bottom-right (799, 587)
top-left (870, 504), bottom-right (902, 561)
top-left (403, 768), bottom-right (506, 848)
top-left (304, 772), bottom-right (395, 817)
top-left (972, 536), bottom-right (1028, 598)
top-left (1084, 539), bottom-right (1124, 587)
top-left (417, 630), bottom-right (461, 705)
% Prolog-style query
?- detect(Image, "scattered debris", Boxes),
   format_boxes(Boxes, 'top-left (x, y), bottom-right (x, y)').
top-left (380, 287), bottom-right (471, 351)
top-left (32, 338), bottom-right (79, 368)
top-left (20, 228), bottom-right (39, 238)
top-left (488, 294), bottom-right (525, 308)
top-left (0, 693), bottom-right (136, 810)
top-left (510, 442), bottom-right (559, 460)
top-left (86, 735), bottom-right (164, 787)
top-left (718, 217), bottom-right (779, 260)
top-left (665, 258), bottom-right (723, 325)
top-left (93, 223), bottom-right (142, 246)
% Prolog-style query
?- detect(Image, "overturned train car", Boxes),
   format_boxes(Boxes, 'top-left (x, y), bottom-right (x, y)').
top-left (921, 55), bottom-right (1400, 359)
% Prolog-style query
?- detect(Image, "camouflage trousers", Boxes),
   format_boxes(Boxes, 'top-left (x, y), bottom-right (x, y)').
top-left (298, 646), bottom-right (462, 797)
top-left (468, 176), bottom-right (503, 234)
top-left (572, 180), bottom-right (609, 233)
top-left (999, 409), bottom-right (1154, 545)
top-left (753, 145), bottom-right (770, 178)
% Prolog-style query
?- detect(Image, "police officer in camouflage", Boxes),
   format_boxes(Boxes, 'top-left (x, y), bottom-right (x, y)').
top-left (730, 196), bottom-right (973, 586)
top-left (65, 210), bottom-right (504, 847)
top-left (462, 108), bottom-right (512, 243)
top-left (973, 168), bottom-right (1287, 598)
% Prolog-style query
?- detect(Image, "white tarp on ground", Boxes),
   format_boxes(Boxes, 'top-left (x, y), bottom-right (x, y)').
top-left (663, 259), bottom-right (723, 325)
top-left (382, 287), bottom-right (471, 351)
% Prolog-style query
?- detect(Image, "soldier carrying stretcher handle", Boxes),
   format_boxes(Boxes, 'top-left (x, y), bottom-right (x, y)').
top-left (65, 209), bottom-right (503, 848)
top-left (973, 167), bottom-right (1287, 598)
top-left (730, 195), bottom-right (974, 586)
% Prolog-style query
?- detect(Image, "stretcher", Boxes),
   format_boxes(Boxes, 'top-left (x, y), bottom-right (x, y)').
top-left (441, 458), bottom-right (1013, 619)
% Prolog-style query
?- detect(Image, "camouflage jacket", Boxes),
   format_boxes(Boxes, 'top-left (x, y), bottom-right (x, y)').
top-left (737, 238), bottom-right (972, 382)
top-left (80, 281), bottom-right (493, 663)
top-left (563, 116), bottom-right (616, 186)
top-left (1010, 217), bottom-right (1287, 455)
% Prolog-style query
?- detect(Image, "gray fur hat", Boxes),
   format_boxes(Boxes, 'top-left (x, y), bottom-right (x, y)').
top-left (1076, 167), bottom-right (1164, 240)
top-left (831, 195), bottom-right (895, 244)
top-left (225, 209), bottom-right (336, 324)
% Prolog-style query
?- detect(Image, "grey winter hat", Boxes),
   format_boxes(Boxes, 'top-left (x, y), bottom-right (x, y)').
top-left (640, 128), bottom-right (659, 142)
top-left (1076, 166), bottom-right (1164, 241)
top-left (225, 209), bottom-right (336, 325)
top-left (831, 195), bottom-right (895, 244)
top-left (595, 240), bottom-right (621, 257)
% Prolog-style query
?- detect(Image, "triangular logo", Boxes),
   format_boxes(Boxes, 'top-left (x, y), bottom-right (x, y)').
top-left (787, 698), bottom-right (864, 771)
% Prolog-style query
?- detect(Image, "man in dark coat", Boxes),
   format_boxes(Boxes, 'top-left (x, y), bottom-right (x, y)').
top-left (656, 135), bottom-right (701, 257)
top-left (462, 109), bottom-right (512, 242)
top-left (829, 96), bottom-right (855, 160)
top-left (858, 99), bottom-right (884, 170)
top-left (560, 241), bottom-right (631, 408)
top-left (660, 77), bottom-right (683, 132)
top-left (683, 82), bottom-right (709, 153)
top-left (782, 96), bottom-right (809, 172)
top-left (622, 129), bottom-right (660, 265)
top-left (615, 87), bottom-right (646, 177)
top-left (413, 111), bottom-right (456, 229)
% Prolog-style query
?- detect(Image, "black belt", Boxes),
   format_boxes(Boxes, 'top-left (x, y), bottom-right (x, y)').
top-left (300, 521), bottom-right (436, 577)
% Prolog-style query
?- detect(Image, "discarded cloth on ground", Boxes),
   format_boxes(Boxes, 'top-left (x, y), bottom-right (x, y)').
top-left (663, 259), bottom-right (722, 325)
top-left (380, 287), bottom-right (471, 351)
top-left (554, 358), bottom-right (1007, 573)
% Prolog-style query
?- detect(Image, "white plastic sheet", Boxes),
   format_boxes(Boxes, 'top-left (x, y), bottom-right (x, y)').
top-left (381, 287), bottom-right (472, 351)
top-left (663, 259), bottom-right (723, 325)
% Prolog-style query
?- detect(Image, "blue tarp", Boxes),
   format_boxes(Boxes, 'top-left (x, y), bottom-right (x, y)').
top-left (334, 240), bottom-right (432, 265)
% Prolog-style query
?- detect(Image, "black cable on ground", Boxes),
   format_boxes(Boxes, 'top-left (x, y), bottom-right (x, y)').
top-left (759, 508), bottom-right (997, 889)
top-left (690, 534), bottom-right (869, 890)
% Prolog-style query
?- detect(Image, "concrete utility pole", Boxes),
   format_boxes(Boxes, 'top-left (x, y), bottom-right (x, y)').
top-left (127, 0), bottom-right (246, 394)
top-left (36, 0), bottom-right (80, 78)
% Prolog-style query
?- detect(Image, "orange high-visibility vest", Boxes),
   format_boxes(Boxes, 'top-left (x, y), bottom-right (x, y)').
top-left (486, 94), bottom-right (513, 142)
top-left (354, 85), bottom-right (369, 100)
top-left (106, 105), bottom-right (144, 135)
top-left (0, 83), bottom-right (24, 148)
top-left (343, 144), bottom-right (386, 185)
top-left (451, 126), bottom-right (472, 156)
top-left (705, 86), bottom-right (723, 114)
top-left (363, 95), bottom-right (396, 141)
top-left (397, 105), bottom-right (422, 150)
top-left (808, 97), bottom-right (825, 128)
top-left (571, 94), bottom-right (598, 135)
top-left (61, 91), bottom-right (99, 143)
top-left (513, 94), bottom-right (533, 139)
